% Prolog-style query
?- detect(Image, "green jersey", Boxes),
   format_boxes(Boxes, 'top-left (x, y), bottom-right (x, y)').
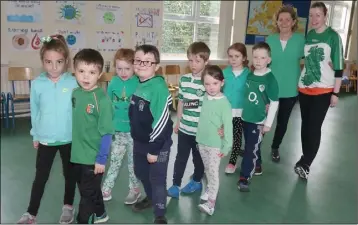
top-left (242, 70), bottom-right (279, 126)
top-left (178, 73), bottom-right (206, 136)
top-left (71, 87), bottom-right (114, 165)
top-left (107, 75), bottom-right (139, 132)
top-left (299, 27), bottom-right (344, 95)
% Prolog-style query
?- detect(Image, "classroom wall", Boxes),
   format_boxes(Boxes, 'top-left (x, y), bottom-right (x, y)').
top-left (231, 1), bottom-right (357, 62)
top-left (1, 0), bottom-right (356, 70)
top-left (1, 1), bottom-right (163, 68)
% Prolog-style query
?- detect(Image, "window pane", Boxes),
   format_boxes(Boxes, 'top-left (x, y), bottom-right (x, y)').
top-left (196, 23), bottom-right (220, 58)
top-left (325, 4), bottom-right (331, 23)
top-left (199, 1), bottom-right (221, 17)
top-left (332, 5), bottom-right (347, 31)
top-left (164, 1), bottom-right (193, 16)
top-left (162, 20), bottom-right (194, 54)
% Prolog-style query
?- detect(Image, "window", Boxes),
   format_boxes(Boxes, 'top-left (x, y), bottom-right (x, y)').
top-left (323, 1), bottom-right (354, 57)
top-left (162, 1), bottom-right (221, 59)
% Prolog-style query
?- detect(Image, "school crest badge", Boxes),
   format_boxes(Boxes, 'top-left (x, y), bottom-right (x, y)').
top-left (86, 104), bottom-right (95, 114)
top-left (138, 100), bottom-right (145, 111)
top-left (196, 89), bottom-right (204, 97)
top-left (259, 85), bottom-right (265, 92)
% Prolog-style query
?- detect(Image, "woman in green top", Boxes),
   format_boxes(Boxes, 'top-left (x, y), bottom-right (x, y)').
top-left (266, 5), bottom-right (305, 162)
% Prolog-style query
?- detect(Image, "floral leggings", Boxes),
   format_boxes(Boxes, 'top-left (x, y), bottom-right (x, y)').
top-left (102, 132), bottom-right (140, 193)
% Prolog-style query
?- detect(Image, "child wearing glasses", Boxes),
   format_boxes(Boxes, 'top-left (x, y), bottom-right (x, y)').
top-left (101, 49), bottom-right (141, 204)
top-left (129, 45), bottom-right (173, 224)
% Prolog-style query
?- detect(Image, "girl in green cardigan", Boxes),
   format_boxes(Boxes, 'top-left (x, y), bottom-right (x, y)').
top-left (266, 5), bottom-right (305, 162)
top-left (196, 65), bottom-right (233, 216)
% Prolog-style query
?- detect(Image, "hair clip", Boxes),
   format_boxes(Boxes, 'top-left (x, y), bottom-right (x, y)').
top-left (40, 36), bottom-right (52, 43)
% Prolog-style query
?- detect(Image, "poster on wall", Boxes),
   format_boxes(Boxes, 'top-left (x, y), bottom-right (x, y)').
top-left (55, 1), bottom-right (85, 25)
top-left (6, 1), bottom-right (43, 23)
top-left (56, 29), bottom-right (85, 51)
top-left (96, 31), bottom-right (125, 52)
top-left (95, 3), bottom-right (124, 25)
top-left (8, 27), bottom-right (43, 51)
top-left (244, 0), bottom-right (311, 45)
top-left (134, 7), bottom-right (161, 28)
top-left (133, 30), bottom-right (159, 48)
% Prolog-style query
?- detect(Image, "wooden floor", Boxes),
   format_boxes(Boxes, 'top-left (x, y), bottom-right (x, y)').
top-left (1, 94), bottom-right (357, 224)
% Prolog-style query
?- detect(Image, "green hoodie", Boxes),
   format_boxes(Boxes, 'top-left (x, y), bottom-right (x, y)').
top-left (107, 75), bottom-right (139, 132)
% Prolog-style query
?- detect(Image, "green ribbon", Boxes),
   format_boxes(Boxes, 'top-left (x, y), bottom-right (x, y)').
top-left (40, 36), bottom-right (52, 43)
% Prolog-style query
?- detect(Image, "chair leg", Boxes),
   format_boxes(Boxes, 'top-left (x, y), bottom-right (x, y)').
top-left (6, 93), bottom-right (10, 129)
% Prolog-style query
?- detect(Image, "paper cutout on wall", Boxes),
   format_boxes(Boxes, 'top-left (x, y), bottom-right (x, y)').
top-left (8, 27), bottom-right (43, 51)
top-left (134, 7), bottom-right (161, 28)
top-left (56, 29), bottom-right (85, 51)
top-left (96, 31), bottom-right (125, 52)
top-left (6, 1), bottom-right (43, 23)
top-left (133, 31), bottom-right (159, 48)
top-left (96, 3), bottom-right (124, 25)
top-left (55, 1), bottom-right (85, 24)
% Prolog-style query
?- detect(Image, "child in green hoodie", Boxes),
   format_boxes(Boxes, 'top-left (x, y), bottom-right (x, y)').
top-left (222, 43), bottom-right (250, 174)
top-left (102, 49), bottom-right (141, 204)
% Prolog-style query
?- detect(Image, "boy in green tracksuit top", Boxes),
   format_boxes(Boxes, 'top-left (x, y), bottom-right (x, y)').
top-left (101, 48), bottom-right (141, 204)
top-left (238, 42), bottom-right (279, 192)
top-left (129, 45), bottom-right (173, 224)
top-left (71, 49), bottom-right (114, 223)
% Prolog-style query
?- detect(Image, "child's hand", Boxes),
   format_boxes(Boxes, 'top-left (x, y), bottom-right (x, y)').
top-left (217, 152), bottom-right (224, 158)
top-left (33, 141), bottom-right (39, 149)
top-left (173, 123), bottom-right (179, 134)
top-left (147, 153), bottom-right (158, 163)
top-left (94, 163), bottom-right (105, 174)
top-left (266, 104), bottom-right (270, 113)
top-left (262, 126), bottom-right (270, 134)
top-left (218, 125), bottom-right (224, 138)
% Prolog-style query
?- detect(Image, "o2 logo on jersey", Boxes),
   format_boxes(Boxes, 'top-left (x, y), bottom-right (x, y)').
top-left (248, 92), bottom-right (259, 105)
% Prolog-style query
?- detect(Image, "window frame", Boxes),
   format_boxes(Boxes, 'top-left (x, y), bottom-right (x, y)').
top-left (162, 1), bottom-right (231, 60)
top-left (322, 1), bottom-right (354, 58)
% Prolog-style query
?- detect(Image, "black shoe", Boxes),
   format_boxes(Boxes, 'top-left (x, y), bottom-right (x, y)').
top-left (132, 197), bottom-right (152, 212)
top-left (238, 148), bottom-right (245, 157)
top-left (254, 166), bottom-right (263, 176)
top-left (271, 148), bottom-right (280, 162)
top-left (154, 216), bottom-right (167, 224)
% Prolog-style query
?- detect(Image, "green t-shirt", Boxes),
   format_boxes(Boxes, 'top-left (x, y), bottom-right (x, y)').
top-left (107, 75), bottom-right (139, 132)
top-left (242, 71), bottom-right (279, 124)
top-left (71, 87), bottom-right (115, 165)
top-left (266, 32), bottom-right (305, 98)
top-left (196, 95), bottom-right (233, 155)
top-left (299, 27), bottom-right (344, 91)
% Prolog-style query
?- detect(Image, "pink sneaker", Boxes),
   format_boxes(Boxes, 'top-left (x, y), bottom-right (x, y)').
top-left (102, 191), bottom-right (112, 201)
top-left (225, 164), bottom-right (236, 174)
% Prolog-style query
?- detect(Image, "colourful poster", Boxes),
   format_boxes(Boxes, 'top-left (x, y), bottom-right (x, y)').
top-left (6, 1), bottom-right (43, 23)
top-left (96, 3), bottom-right (124, 25)
top-left (133, 30), bottom-right (159, 48)
top-left (55, 1), bottom-right (85, 24)
top-left (8, 27), bottom-right (43, 51)
top-left (56, 29), bottom-right (85, 51)
top-left (134, 7), bottom-right (161, 28)
top-left (96, 31), bottom-right (125, 52)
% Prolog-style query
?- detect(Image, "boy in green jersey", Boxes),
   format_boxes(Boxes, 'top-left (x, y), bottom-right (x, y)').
top-left (238, 42), bottom-right (279, 192)
top-left (71, 49), bottom-right (114, 223)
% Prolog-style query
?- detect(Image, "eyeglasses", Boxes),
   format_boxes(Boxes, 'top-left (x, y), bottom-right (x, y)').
top-left (133, 59), bottom-right (158, 67)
